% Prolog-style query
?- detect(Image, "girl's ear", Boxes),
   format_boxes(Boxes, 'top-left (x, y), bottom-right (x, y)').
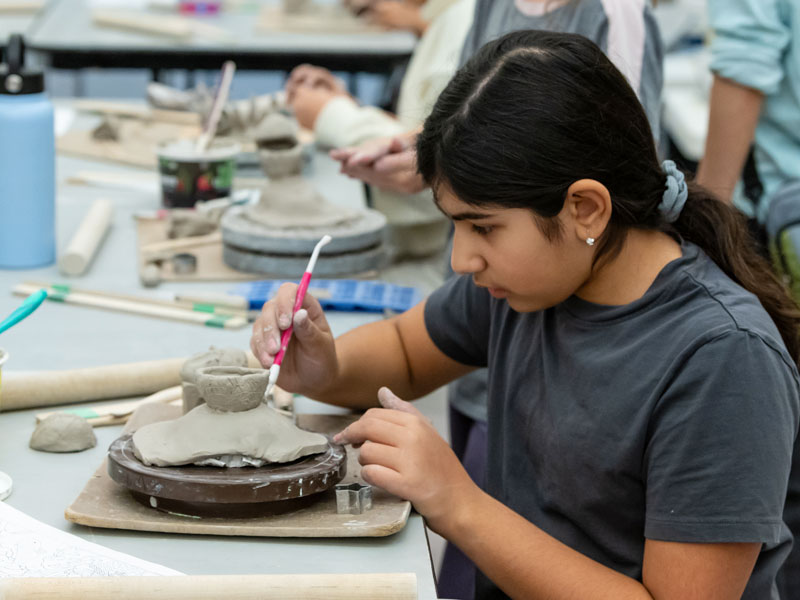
top-left (563, 179), bottom-right (612, 243)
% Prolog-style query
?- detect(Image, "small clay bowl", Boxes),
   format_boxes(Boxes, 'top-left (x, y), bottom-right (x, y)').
top-left (195, 366), bottom-right (269, 412)
top-left (257, 143), bottom-right (303, 179)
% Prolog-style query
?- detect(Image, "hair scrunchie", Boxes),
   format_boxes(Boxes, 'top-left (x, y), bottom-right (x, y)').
top-left (658, 160), bottom-right (688, 223)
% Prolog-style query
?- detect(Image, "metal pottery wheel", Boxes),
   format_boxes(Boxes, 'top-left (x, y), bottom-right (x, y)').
top-left (107, 434), bottom-right (346, 518)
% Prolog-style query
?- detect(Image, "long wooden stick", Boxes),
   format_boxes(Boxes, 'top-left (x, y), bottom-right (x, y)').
top-left (0, 1), bottom-right (44, 13)
top-left (13, 283), bottom-right (247, 330)
top-left (0, 354), bottom-right (261, 412)
top-left (140, 231), bottom-right (223, 255)
top-left (35, 385), bottom-right (183, 427)
top-left (0, 573), bottom-right (417, 599)
top-left (72, 99), bottom-right (202, 126)
top-left (24, 280), bottom-right (249, 320)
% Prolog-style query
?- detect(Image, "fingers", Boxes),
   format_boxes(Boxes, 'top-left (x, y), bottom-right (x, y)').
top-left (329, 146), bottom-right (358, 163)
top-left (378, 387), bottom-right (425, 417)
top-left (334, 409), bottom-right (411, 446)
top-left (346, 139), bottom-right (395, 167)
top-left (373, 148), bottom-right (416, 174)
top-left (360, 464), bottom-right (404, 494)
top-left (290, 308), bottom-right (329, 348)
top-left (250, 283), bottom-right (327, 367)
top-left (357, 439), bottom-right (403, 471)
top-left (273, 282), bottom-right (299, 329)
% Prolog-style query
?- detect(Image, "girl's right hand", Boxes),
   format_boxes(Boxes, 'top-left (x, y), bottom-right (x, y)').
top-left (250, 283), bottom-right (338, 397)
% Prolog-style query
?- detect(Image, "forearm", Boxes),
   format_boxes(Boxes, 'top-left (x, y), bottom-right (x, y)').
top-left (697, 75), bottom-right (764, 204)
top-left (313, 318), bottom-right (414, 408)
top-left (442, 488), bottom-right (652, 600)
top-left (312, 303), bottom-right (468, 408)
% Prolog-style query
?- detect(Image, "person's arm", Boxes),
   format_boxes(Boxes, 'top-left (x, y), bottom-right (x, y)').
top-left (336, 398), bottom-right (761, 599)
top-left (250, 284), bottom-right (473, 408)
top-left (329, 128), bottom-right (428, 194)
top-left (696, 75), bottom-right (764, 204)
top-left (335, 329), bottom-right (796, 598)
top-left (699, 0), bottom-right (789, 202)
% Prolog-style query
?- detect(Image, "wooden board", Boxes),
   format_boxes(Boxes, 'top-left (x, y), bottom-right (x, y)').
top-left (57, 120), bottom-right (201, 169)
top-left (136, 216), bottom-right (258, 283)
top-left (65, 404), bottom-right (412, 537)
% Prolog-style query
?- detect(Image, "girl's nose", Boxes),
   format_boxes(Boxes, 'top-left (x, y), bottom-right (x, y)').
top-left (450, 230), bottom-right (486, 275)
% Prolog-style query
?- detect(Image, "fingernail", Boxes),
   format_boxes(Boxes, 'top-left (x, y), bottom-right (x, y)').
top-left (332, 432), bottom-right (343, 443)
top-left (278, 313), bottom-right (291, 329)
top-left (267, 336), bottom-right (280, 353)
top-left (293, 309), bottom-right (308, 328)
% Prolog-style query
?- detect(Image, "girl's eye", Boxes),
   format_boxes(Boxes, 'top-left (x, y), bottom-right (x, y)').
top-left (472, 224), bottom-right (493, 235)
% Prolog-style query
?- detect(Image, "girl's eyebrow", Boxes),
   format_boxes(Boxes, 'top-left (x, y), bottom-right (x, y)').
top-left (449, 211), bottom-right (495, 221)
top-left (431, 188), bottom-right (496, 221)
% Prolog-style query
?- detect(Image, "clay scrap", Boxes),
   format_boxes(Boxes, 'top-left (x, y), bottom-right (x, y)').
top-left (30, 413), bottom-right (97, 453)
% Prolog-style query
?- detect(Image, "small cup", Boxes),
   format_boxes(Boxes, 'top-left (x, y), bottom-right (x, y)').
top-left (157, 139), bottom-right (240, 208)
top-left (195, 366), bottom-right (269, 412)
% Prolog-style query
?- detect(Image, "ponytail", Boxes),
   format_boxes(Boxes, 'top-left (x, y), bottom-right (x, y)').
top-left (674, 183), bottom-right (800, 362)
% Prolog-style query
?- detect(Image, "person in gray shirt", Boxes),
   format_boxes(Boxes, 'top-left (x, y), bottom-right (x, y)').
top-left (250, 31), bottom-right (800, 598)
top-left (442, 4), bottom-right (664, 594)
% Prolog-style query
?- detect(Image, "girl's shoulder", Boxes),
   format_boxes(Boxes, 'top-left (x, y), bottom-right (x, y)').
top-left (664, 244), bottom-right (794, 363)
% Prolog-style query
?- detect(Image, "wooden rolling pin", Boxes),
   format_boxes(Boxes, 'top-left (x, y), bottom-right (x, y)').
top-left (58, 198), bottom-right (114, 277)
top-left (0, 573), bottom-right (417, 599)
top-left (0, 357), bottom-right (185, 412)
top-left (0, 353), bottom-right (262, 412)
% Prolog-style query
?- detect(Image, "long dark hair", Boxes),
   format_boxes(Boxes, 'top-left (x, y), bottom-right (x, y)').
top-left (417, 30), bottom-right (800, 363)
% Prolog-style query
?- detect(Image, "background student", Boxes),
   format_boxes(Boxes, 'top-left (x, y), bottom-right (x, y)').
top-left (285, 0), bottom-right (470, 258)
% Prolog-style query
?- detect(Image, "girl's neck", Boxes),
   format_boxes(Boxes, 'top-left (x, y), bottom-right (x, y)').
top-left (575, 230), bottom-right (683, 306)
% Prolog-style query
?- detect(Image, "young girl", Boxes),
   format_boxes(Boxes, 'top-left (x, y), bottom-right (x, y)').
top-left (251, 31), bottom-right (800, 599)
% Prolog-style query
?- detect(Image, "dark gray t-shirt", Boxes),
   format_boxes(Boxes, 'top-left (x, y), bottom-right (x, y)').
top-left (425, 242), bottom-right (800, 599)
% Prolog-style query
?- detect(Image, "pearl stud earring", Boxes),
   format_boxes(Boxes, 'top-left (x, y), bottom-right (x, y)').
top-left (586, 237), bottom-right (596, 246)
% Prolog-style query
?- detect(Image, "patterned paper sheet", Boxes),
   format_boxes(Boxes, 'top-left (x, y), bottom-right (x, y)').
top-left (0, 502), bottom-right (181, 577)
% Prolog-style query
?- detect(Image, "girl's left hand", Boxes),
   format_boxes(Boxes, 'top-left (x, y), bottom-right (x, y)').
top-left (333, 387), bottom-right (479, 532)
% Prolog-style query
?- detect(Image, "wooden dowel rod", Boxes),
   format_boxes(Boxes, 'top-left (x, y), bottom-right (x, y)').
top-left (24, 280), bottom-right (249, 319)
top-left (35, 385), bottom-right (183, 425)
top-left (58, 198), bottom-right (114, 277)
top-left (0, 573), bottom-right (417, 599)
top-left (13, 284), bottom-right (247, 330)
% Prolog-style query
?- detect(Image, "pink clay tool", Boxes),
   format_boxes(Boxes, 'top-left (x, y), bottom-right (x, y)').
top-left (265, 234), bottom-right (332, 398)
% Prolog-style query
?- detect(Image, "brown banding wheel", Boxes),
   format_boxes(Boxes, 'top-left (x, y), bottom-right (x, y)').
top-left (107, 434), bottom-right (346, 518)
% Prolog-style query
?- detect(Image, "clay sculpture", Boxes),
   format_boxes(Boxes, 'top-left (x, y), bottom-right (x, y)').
top-left (132, 365), bottom-right (328, 467)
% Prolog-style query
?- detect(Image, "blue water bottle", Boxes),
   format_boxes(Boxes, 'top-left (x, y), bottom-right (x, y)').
top-left (0, 34), bottom-right (55, 268)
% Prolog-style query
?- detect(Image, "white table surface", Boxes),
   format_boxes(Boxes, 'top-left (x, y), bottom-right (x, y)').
top-left (0, 111), bottom-right (442, 598)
